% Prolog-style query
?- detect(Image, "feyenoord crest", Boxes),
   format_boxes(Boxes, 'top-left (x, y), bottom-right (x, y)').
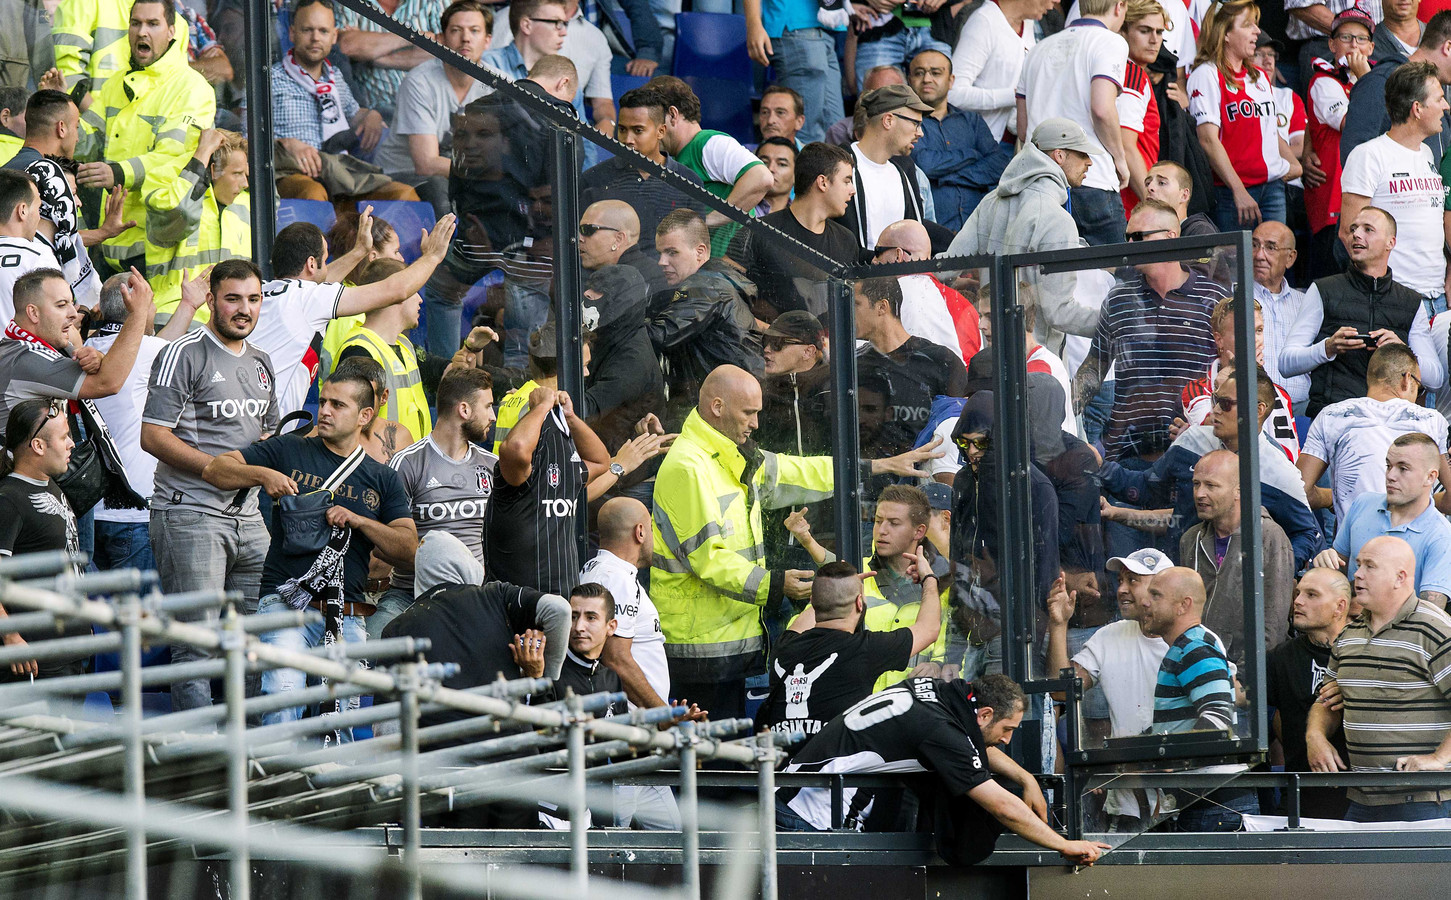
top-left (547, 462), bottom-right (561, 488)
top-left (255, 360), bottom-right (271, 392)
top-left (476, 466), bottom-right (491, 494)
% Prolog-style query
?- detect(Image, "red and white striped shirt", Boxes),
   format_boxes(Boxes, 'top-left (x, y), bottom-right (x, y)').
top-left (1187, 63), bottom-right (1290, 187)
top-left (1119, 60), bottom-right (1161, 216)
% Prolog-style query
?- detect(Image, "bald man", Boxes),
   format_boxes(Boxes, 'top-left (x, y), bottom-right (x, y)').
top-left (1267, 567), bottom-right (1351, 819)
top-left (1181, 450), bottom-right (1294, 668)
top-left (1251, 221), bottom-right (1312, 407)
top-left (650, 364), bottom-right (942, 716)
top-left (1145, 567), bottom-right (1236, 736)
top-left (1309, 535), bottom-right (1451, 822)
top-left (874, 220), bottom-right (981, 364)
top-left (578, 200), bottom-right (668, 297)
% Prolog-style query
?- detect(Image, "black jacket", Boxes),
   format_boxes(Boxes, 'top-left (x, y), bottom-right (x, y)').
top-left (647, 261), bottom-right (763, 425)
top-left (582, 272), bottom-right (664, 453)
top-left (550, 649), bottom-right (628, 716)
top-left (616, 242), bottom-right (670, 300)
top-left (1307, 265), bottom-right (1422, 416)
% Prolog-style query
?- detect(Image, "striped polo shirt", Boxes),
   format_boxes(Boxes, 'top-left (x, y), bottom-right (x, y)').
top-left (1153, 624), bottom-right (1235, 734)
top-left (1089, 268), bottom-right (1223, 461)
top-left (1330, 596), bottom-right (1451, 806)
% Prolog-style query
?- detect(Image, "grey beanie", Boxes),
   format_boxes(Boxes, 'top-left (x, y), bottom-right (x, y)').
top-left (413, 531), bottom-right (485, 598)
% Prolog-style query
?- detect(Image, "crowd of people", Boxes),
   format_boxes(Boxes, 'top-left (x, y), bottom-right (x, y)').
top-left (3, 0), bottom-right (1451, 860)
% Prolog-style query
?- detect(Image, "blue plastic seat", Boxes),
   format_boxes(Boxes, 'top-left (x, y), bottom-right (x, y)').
top-left (685, 75), bottom-right (755, 144)
top-left (1294, 415), bottom-right (1311, 449)
top-left (277, 198), bottom-right (338, 234)
top-left (612, 73), bottom-right (650, 101)
top-left (360, 200), bottom-right (436, 263)
top-left (672, 13), bottom-right (750, 83)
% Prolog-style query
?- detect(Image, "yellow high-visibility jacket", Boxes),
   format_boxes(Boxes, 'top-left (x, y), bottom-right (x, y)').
top-left (75, 31), bottom-right (213, 282)
top-left (54, 0), bottom-right (189, 108)
top-left (145, 157), bottom-right (250, 315)
top-left (338, 325), bottom-right (433, 442)
top-left (860, 555), bottom-right (949, 691)
top-left (651, 409), bottom-right (833, 681)
top-left (491, 379), bottom-right (540, 456)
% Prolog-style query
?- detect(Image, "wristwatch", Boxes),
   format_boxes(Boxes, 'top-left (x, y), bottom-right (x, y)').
top-left (609, 462), bottom-right (625, 477)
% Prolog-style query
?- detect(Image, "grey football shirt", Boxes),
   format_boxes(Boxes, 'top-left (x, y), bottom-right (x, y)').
top-left (143, 327), bottom-right (280, 516)
top-left (0, 333), bottom-right (85, 438)
top-left (388, 434), bottom-right (498, 594)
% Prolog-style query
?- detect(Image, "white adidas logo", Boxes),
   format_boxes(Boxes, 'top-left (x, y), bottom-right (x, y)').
top-left (425, 477), bottom-right (443, 489)
top-left (211, 371), bottom-right (226, 383)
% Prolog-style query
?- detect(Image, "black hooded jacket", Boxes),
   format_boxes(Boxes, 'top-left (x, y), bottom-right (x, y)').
top-left (581, 265), bottom-right (665, 452)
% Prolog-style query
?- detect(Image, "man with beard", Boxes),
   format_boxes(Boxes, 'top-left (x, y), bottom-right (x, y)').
top-left (373, 368), bottom-right (498, 638)
top-left (141, 258), bottom-right (280, 711)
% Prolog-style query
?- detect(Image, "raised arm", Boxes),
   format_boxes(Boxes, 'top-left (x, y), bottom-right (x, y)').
top-left (498, 387), bottom-right (556, 486)
top-left (78, 269), bottom-right (154, 399)
top-left (335, 215), bottom-right (458, 317)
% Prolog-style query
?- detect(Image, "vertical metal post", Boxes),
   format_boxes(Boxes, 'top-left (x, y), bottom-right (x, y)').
top-left (679, 722), bottom-right (701, 900)
top-left (829, 278), bottom-right (863, 565)
top-left (1230, 229), bottom-right (1267, 754)
top-left (568, 694), bottom-right (588, 890)
top-left (243, 0), bottom-right (276, 278)
top-left (552, 127), bottom-right (587, 563)
top-left (119, 596), bottom-right (147, 900)
top-left (990, 258), bottom-right (1034, 682)
top-left (398, 662), bottom-right (422, 900)
top-left (756, 733), bottom-right (778, 900)
top-left (223, 605), bottom-right (251, 900)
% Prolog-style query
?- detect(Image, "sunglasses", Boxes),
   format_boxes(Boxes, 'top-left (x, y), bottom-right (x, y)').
top-left (26, 400), bottom-right (62, 445)
top-left (578, 223), bottom-right (621, 238)
top-left (1125, 228), bottom-right (1175, 242)
top-left (1211, 396), bottom-right (1236, 412)
top-left (764, 337), bottom-right (808, 352)
top-left (955, 435), bottom-right (990, 452)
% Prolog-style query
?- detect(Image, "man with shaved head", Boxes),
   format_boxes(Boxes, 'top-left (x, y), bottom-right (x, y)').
top-left (578, 199), bottom-right (667, 297)
top-left (873, 219), bottom-right (981, 364)
top-left (1310, 535), bottom-right (1451, 821)
top-left (1181, 450), bottom-right (1294, 667)
top-left (1268, 567), bottom-right (1352, 819)
top-left (651, 364), bottom-right (942, 717)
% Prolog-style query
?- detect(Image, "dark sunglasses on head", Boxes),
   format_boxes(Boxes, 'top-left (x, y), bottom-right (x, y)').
top-left (27, 400), bottom-right (62, 445)
top-left (578, 223), bottom-right (621, 238)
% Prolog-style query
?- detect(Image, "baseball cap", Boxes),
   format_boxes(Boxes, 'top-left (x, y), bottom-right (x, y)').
top-left (858, 84), bottom-right (933, 119)
top-left (1255, 32), bottom-right (1285, 54)
top-left (1330, 4), bottom-right (1374, 35)
top-left (1031, 118), bottom-right (1099, 155)
top-left (923, 482), bottom-right (952, 512)
top-left (764, 310), bottom-right (825, 350)
top-left (1106, 548), bottom-right (1173, 577)
top-left (528, 322), bottom-right (558, 360)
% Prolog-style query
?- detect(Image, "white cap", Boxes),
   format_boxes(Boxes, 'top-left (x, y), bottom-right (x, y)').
top-left (1106, 548), bottom-right (1173, 577)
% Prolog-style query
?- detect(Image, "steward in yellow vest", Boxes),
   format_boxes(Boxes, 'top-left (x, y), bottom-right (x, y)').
top-left (334, 273), bottom-right (432, 441)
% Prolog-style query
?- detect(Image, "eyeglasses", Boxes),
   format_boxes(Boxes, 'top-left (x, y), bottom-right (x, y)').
top-left (1126, 228), bottom-right (1175, 242)
top-left (1251, 239), bottom-right (1286, 253)
top-left (892, 113), bottom-right (924, 132)
top-left (1333, 33), bottom-right (1371, 45)
top-left (578, 223), bottom-right (621, 238)
top-left (764, 337), bottom-right (808, 352)
top-left (26, 401), bottom-right (62, 445)
top-left (1211, 396), bottom-right (1236, 412)
top-left (955, 435), bottom-right (990, 453)
top-left (528, 16), bottom-right (570, 30)
top-left (1409, 372), bottom-right (1423, 390)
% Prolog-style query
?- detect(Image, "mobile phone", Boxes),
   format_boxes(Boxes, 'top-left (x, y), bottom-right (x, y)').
top-left (1352, 333), bottom-right (1376, 344)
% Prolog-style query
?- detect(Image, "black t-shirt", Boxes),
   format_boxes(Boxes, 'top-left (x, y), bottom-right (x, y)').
top-left (240, 435), bottom-right (412, 601)
top-left (856, 336), bottom-right (969, 456)
top-left (1266, 633), bottom-right (1351, 818)
top-left (757, 626), bottom-right (913, 741)
top-left (0, 475), bottom-right (89, 674)
top-left (485, 406), bottom-right (588, 594)
top-left (552, 650), bottom-right (628, 717)
top-left (781, 677), bottom-right (993, 831)
top-left (741, 208), bottom-right (861, 320)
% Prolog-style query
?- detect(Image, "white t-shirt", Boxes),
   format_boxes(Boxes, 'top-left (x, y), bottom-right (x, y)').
top-left (87, 332), bottom-right (167, 524)
top-left (0, 237), bottom-right (61, 325)
top-left (1016, 19), bottom-right (1128, 193)
top-left (1340, 134), bottom-right (1447, 298)
top-left (950, 0), bottom-right (1036, 140)
top-left (579, 548), bottom-right (669, 706)
top-left (1303, 396), bottom-right (1450, 522)
top-left (253, 278), bottom-right (345, 419)
top-left (699, 133), bottom-right (764, 187)
top-left (1072, 619), bottom-right (1169, 739)
top-left (482, 8), bottom-right (612, 103)
top-left (1067, 0), bottom-right (1193, 69)
top-left (850, 144), bottom-right (906, 249)
top-left (900, 274), bottom-right (966, 363)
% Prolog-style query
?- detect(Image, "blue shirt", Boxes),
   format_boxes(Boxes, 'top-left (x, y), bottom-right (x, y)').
top-left (910, 105), bottom-right (1002, 230)
top-left (479, 44), bottom-right (588, 121)
top-left (1153, 624), bottom-right (1235, 734)
top-left (1334, 492), bottom-right (1451, 597)
top-left (760, 0), bottom-right (828, 37)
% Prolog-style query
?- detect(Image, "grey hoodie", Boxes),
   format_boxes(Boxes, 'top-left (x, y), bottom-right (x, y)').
top-left (942, 142), bottom-right (1099, 354)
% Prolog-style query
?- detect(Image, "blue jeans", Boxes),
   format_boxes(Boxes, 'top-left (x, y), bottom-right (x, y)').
top-left (1345, 799), bottom-right (1451, 822)
top-left (501, 276), bottom-right (551, 369)
top-left (1068, 186), bottom-right (1127, 246)
top-left (852, 26), bottom-right (949, 94)
top-left (1213, 181), bottom-right (1287, 233)
top-left (1174, 788), bottom-right (1259, 832)
top-left (256, 592), bottom-right (367, 734)
top-left (770, 28), bottom-right (845, 145)
top-left (91, 520), bottom-right (155, 572)
top-left (424, 282), bottom-right (463, 360)
top-left (366, 586), bottom-right (413, 641)
top-left (776, 797), bottom-right (821, 831)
